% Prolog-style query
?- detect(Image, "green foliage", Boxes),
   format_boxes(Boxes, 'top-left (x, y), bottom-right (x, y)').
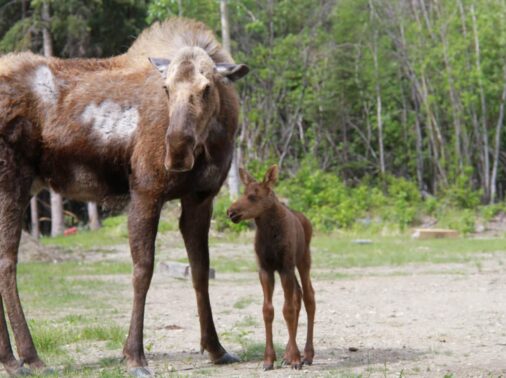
top-left (0, 18), bottom-right (32, 53)
top-left (442, 169), bottom-right (483, 209)
top-left (481, 203), bottom-right (506, 222)
top-left (276, 160), bottom-right (422, 231)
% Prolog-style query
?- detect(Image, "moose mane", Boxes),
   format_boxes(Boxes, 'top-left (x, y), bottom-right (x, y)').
top-left (126, 17), bottom-right (233, 67)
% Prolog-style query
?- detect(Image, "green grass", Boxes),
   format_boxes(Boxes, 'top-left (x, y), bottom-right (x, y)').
top-left (177, 233), bottom-right (506, 277)
top-left (41, 214), bottom-right (177, 249)
top-left (235, 315), bottom-right (259, 328)
top-left (311, 234), bottom-right (506, 268)
top-left (233, 296), bottom-right (256, 309)
top-left (17, 261), bottom-right (130, 310)
top-left (13, 260), bottom-right (131, 370)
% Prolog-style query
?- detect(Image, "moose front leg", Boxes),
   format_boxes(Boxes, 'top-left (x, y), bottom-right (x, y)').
top-left (123, 191), bottom-right (162, 377)
top-left (180, 194), bottom-right (238, 364)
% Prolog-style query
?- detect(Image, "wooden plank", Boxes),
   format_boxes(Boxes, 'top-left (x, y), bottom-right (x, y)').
top-left (412, 228), bottom-right (459, 240)
top-left (159, 262), bottom-right (215, 279)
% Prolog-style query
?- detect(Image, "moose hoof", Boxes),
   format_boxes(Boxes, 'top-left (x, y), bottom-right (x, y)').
top-left (128, 367), bottom-right (153, 377)
top-left (213, 352), bottom-right (240, 365)
top-left (10, 366), bottom-right (32, 377)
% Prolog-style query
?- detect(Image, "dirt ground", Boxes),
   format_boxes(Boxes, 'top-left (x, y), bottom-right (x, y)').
top-left (143, 261), bottom-right (506, 377)
top-left (15, 233), bottom-right (506, 377)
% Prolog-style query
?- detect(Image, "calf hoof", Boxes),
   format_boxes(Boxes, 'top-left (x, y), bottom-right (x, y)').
top-left (128, 367), bottom-right (153, 377)
top-left (213, 352), bottom-right (240, 365)
top-left (302, 358), bottom-right (313, 366)
top-left (291, 362), bottom-right (303, 370)
top-left (263, 363), bottom-right (274, 371)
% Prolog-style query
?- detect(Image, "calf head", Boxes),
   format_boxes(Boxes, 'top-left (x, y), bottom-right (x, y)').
top-left (227, 165), bottom-right (279, 223)
top-left (150, 47), bottom-right (249, 172)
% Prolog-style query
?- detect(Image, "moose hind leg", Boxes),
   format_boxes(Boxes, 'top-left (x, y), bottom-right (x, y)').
top-left (0, 139), bottom-right (44, 372)
top-left (283, 277), bottom-right (302, 365)
top-left (298, 256), bottom-right (315, 365)
top-left (0, 297), bottom-right (30, 376)
top-left (279, 271), bottom-right (302, 369)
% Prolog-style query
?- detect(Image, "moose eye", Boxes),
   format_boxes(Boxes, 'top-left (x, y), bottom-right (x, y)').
top-left (202, 84), bottom-right (211, 100)
top-left (248, 195), bottom-right (257, 202)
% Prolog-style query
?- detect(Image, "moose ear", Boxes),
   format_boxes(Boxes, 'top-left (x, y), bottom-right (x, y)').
top-left (149, 57), bottom-right (171, 77)
top-left (216, 63), bottom-right (249, 82)
top-left (263, 165), bottom-right (278, 187)
top-left (239, 167), bottom-right (255, 186)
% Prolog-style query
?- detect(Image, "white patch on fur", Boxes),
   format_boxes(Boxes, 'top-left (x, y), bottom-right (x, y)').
top-left (81, 100), bottom-right (139, 140)
top-left (32, 65), bottom-right (58, 105)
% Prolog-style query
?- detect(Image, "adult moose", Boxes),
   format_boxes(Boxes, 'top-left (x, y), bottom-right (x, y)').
top-left (0, 18), bottom-right (248, 376)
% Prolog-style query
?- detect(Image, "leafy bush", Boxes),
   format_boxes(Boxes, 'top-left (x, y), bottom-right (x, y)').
top-left (442, 168), bottom-right (482, 209)
top-left (210, 161), bottom-right (503, 234)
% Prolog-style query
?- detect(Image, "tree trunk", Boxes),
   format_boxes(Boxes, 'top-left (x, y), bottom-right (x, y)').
top-left (471, 4), bottom-right (490, 199)
top-left (489, 66), bottom-right (506, 203)
top-left (177, 0), bottom-right (183, 16)
top-left (30, 197), bottom-right (40, 239)
top-left (50, 189), bottom-right (64, 237)
top-left (41, 2), bottom-right (53, 57)
top-left (220, 0), bottom-right (240, 199)
top-left (87, 202), bottom-right (101, 230)
top-left (42, 2), bottom-right (64, 236)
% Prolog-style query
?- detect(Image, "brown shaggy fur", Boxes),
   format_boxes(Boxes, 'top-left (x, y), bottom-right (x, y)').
top-left (0, 17), bottom-right (248, 376)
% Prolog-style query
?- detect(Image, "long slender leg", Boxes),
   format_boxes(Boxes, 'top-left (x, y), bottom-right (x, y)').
top-left (123, 191), bottom-right (162, 377)
top-left (180, 194), bottom-right (237, 364)
top-left (0, 143), bottom-right (44, 373)
top-left (0, 297), bottom-right (29, 376)
top-left (284, 277), bottom-right (302, 364)
top-left (259, 269), bottom-right (275, 370)
top-left (298, 252), bottom-right (315, 365)
top-left (279, 270), bottom-right (302, 369)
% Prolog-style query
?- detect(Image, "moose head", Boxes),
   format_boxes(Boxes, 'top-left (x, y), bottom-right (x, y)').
top-left (150, 47), bottom-right (249, 172)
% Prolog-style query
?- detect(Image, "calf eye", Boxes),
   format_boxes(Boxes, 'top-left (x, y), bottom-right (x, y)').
top-left (202, 84), bottom-right (211, 100)
top-left (163, 85), bottom-right (169, 97)
top-left (248, 194), bottom-right (257, 202)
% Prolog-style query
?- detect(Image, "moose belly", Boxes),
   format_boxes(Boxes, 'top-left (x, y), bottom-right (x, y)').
top-left (38, 160), bottom-right (130, 203)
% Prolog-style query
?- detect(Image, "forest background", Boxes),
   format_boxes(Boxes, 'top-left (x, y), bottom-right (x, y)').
top-left (2, 0), bottom-right (505, 235)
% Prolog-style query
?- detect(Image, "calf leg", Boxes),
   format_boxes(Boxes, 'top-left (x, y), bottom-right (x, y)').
top-left (298, 254), bottom-right (315, 365)
top-left (123, 191), bottom-right (162, 377)
top-left (180, 194), bottom-right (237, 364)
top-left (283, 277), bottom-right (302, 365)
top-left (279, 271), bottom-right (302, 369)
top-left (259, 269), bottom-right (275, 370)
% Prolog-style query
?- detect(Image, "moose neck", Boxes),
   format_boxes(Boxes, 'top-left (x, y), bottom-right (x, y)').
top-left (254, 196), bottom-right (287, 232)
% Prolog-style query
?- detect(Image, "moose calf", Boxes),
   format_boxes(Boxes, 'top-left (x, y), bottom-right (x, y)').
top-left (227, 165), bottom-right (315, 370)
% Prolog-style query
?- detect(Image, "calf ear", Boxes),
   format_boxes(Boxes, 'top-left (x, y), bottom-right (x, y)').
top-left (239, 167), bottom-right (255, 186)
top-left (263, 165), bottom-right (278, 187)
top-left (149, 57), bottom-right (171, 77)
top-left (216, 63), bottom-right (249, 82)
